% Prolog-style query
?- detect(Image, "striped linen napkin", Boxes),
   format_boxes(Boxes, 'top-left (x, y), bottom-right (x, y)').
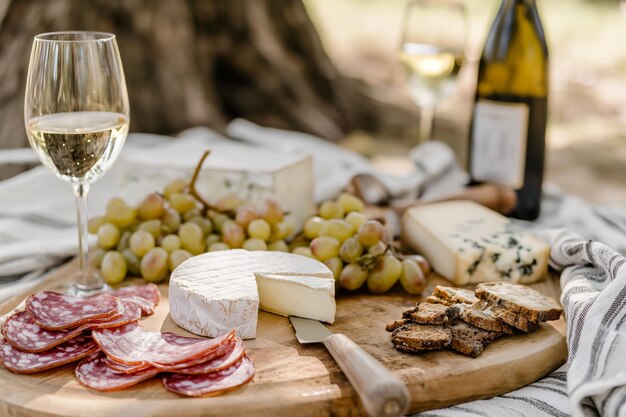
top-left (416, 229), bottom-right (626, 417)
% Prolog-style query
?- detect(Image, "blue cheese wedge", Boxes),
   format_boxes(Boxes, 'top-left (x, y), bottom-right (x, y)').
top-left (169, 250), bottom-right (335, 340)
top-left (401, 201), bottom-right (549, 285)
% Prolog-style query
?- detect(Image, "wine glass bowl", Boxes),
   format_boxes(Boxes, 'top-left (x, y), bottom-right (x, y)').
top-left (399, 0), bottom-right (466, 142)
top-left (24, 32), bottom-right (130, 295)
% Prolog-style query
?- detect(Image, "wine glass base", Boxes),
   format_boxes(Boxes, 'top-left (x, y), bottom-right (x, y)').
top-left (67, 283), bottom-right (112, 297)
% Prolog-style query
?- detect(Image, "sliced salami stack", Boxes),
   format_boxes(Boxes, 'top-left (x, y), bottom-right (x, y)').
top-left (80, 323), bottom-right (255, 396)
top-left (0, 284), bottom-right (255, 397)
top-left (0, 285), bottom-right (158, 373)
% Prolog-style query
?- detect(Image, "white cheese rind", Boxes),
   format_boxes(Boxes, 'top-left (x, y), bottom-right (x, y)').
top-left (401, 201), bottom-right (549, 285)
top-left (256, 274), bottom-right (335, 324)
top-left (169, 250), bottom-right (333, 339)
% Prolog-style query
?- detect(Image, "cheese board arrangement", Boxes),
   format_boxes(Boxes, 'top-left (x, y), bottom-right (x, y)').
top-left (0, 152), bottom-right (568, 417)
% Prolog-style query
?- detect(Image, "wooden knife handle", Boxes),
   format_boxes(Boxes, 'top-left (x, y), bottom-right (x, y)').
top-left (323, 333), bottom-right (410, 417)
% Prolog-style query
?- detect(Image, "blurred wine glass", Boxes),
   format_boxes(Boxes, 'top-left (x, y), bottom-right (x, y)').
top-left (399, 0), bottom-right (466, 142)
top-left (24, 32), bottom-right (130, 295)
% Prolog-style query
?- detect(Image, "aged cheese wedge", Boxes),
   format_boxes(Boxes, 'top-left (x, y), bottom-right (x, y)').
top-left (401, 201), bottom-right (549, 286)
top-left (169, 250), bottom-right (334, 339)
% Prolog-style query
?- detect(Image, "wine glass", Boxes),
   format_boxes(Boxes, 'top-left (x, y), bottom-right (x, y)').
top-left (399, 0), bottom-right (466, 142)
top-left (24, 32), bottom-right (130, 295)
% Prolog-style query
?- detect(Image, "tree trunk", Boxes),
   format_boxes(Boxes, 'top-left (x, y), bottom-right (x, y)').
top-left (0, 0), bottom-right (418, 178)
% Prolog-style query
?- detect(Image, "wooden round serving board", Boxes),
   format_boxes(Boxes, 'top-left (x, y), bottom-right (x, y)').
top-left (0, 260), bottom-right (567, 417)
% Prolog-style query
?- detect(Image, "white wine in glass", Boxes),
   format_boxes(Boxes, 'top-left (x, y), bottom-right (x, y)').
top-left (24, 32), bottom-right (130, 295)
top-left (399, 0), bottom-right (466, 142)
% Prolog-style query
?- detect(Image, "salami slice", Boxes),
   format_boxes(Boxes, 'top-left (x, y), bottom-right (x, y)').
top-left (92, 323), bottom-right (235, 367)
top-left (3, 302), bottom-right (141, 353)
top-left (0, 335), bottom-right (98, 374)
top-left (175, 338), bottom-right (245, 375)
top-left (103, 357), bottom-right (153, 374)
top-left (162, 355), bottom-right (255, 397)
top-left (76, 353), bottom-right (159, 391)
top-left (26, 291), bottom-right (120, 330)
top-left (110, 284), bottom-right (161, 316)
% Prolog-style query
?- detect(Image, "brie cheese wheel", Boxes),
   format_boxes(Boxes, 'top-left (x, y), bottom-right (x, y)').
top-left (169, 250), bottom-right (334, 339)
top-left (402, 201), bottom-right (549, 286)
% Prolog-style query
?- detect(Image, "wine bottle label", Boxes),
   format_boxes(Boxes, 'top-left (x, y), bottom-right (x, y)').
top-left (471, 100), bottom-right (529, 188)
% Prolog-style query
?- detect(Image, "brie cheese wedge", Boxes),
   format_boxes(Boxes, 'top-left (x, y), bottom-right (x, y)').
top-left (169, 250), bottom-right (334, 339)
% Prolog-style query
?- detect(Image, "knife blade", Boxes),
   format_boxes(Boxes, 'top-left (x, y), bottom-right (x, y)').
top-left (289, 317), bottom-right (410, 417)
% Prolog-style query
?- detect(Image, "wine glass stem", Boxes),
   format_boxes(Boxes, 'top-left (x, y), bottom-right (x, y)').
top-left (419, 106), bottom-right (435, 141)
top-left (72, 182), bottom-right (100, 292)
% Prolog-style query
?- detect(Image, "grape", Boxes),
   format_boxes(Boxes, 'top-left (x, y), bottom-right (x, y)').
top-left (310, 236), bottom-right (340, 261)
top-left (88, 216), bottom-right (106, 234)
top-left (122, 249), bottom-right (141, 275)
top-left (209, 242), bottom-right (230, 252)
top-left (169, 193), bottom-right (198, 214)
top-left (206, 234), bottom-right (221, 247)
top-left (337, 193), bottom-right (365, 213)
top-left (163, 178), bottom-right (188, 199)
top-left (259, 198), bottom-right (284, 226)
top-left (161, 234), bottom-right (182, 252)
top-left (243, 238), bottom-right (268, 251)
top-left (129, 230), bottom-right (155, 257)
top-left (140, 248), bottom-right (169, 282)
top-left (367, 255), bottom-right (402, 293)
top-left (90, 248), bottom-right (106, 268)
top-left (211, 214), bottom-right (231, 233)
top-left (189, 216), bottom-right (213, 236)
top-left (97, 223), bottom-right (121, 249)
top-left (304, 216), bottom-right (325, 239)
top-left (162, 208), bottom-right (182, 233)
top-left (211, 192), bottom-right (242, 212)
top-left (345, 211), bottom-right (367, 231)
top-left (319, 201), bottom-right (344, 219)
top-left (323, 257), bottom-right (343, 281)
top-left (288, 235), bottom-right (311, 250)
top-left (292, 246), bottom-right (315, 259)
top-left (222, 222), bottom-right (245, 249)
top-left (247, 219), bottom-right (271, 241)
top-left (268, 240), bottom-right (289, 252)
top-left (183, 207), bottom-right (202, 222)
top-left (403, 254), bottom-right (431, 276)
top-left (178, 222), bottom-right (205, 255)
top-left (399, 259), bottom-right (426, 295)
top-left (101, 251), bottom-right (127, 285)
top-left (270, 218), bottom-right (294, 242)
top-left (138, 193), bottom-right (166, 220)
top-left (357, 220), bottom-right (384, 247)
top-left (169, 249), bottom-right (192, 271)
top-left (367, 241), bottom-right (387, 257)
top-left (138, 220), bottom-right (162, 239)
top-left (116, 231), bottom-right (131, 252)
top-left (319, 219), bottom-right (353, 242)
top-left (105, 198), bottom-right (137, 229)
top-left (339, 264), bottom-right (368, 290)
top-left (235, 205), bottom-right (257, 229)
top-left (339, 237), bottom-right (363, 263)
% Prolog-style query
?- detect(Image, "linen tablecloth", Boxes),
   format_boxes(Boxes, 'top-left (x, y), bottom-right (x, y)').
top-left (1, 120), bottom-right (625, 416)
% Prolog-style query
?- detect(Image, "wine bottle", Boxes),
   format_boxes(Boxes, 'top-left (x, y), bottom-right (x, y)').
top-left (468, 0), bottom-right (548, 220)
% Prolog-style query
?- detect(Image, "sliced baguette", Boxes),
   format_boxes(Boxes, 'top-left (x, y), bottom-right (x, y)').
top-left (475, 282), bottom-right (562, 322)
top-left (391, 323), bottom-right (452, 352)
top-left (433, 286), bottom-right (479, 305)
top-left (458, 302), bottom-right (514, 334)
top-left (446, 320), bottom-right (500, 358)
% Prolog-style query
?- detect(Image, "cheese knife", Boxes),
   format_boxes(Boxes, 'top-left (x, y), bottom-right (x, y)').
top-left (289, 316), bottom-right (410, 417)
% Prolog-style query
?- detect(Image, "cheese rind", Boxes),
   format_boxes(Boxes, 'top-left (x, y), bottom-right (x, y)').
top-left (169, 250), bottom-right (334, 339)
top-left (401, 201), bottom-right (549, 286)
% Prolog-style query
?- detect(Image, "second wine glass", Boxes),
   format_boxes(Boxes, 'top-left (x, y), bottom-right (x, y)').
top-left (399, 0), bottom-right (466, 142)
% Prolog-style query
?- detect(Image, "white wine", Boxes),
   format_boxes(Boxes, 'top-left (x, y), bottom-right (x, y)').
top-left (468, 0), bottom-right (548, 220)
top-left (26, 111), bottom-right (129, 183)
top-left (399, 43), bottom-right (463, 108)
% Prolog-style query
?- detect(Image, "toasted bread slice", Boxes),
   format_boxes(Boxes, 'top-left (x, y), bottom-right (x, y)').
top-left (433, 286), bottom-right (479, 305)
top-left (422, 295), bottom-right (452, 306)
top-left (458, 302), bottom-right (514, 334)
top-left (391, 323), bottom-right (452, 352)
top-left (488, 304), bottom-right (540, 333)
top-left (402, 302), bottom-right (458, 325)
top-left (475, 282), bottom-right (562, 322)
top-left (385, 319), bottom-right (410, 332)
top-left (446, 320), bottom-right (500, 357)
